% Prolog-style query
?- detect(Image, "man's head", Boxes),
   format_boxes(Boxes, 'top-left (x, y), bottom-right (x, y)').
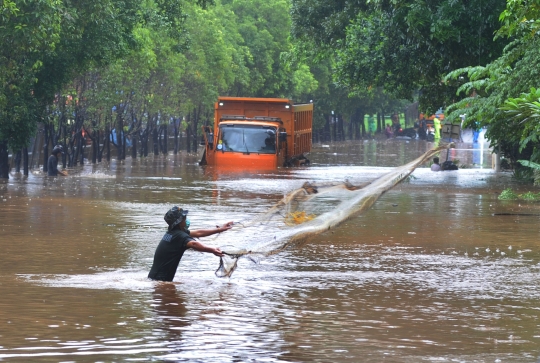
top-left (433, 157), bottom-right (439, 164)
top-left (164, 206), bottom-right (189, 231)
top-left (52, 145), bottom-right (64, 156)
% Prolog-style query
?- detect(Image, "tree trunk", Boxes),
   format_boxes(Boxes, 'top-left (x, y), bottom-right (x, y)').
top-left (352, 108), bottom-right (362, 140)
top-left (97, 130), bottom-right (103, 163)
top-left (324, 115), bottom-right (331, 142)
top-left (116, 115), bottom-right (124, 160)
top-left (192, 105), bottom-right (201, 152)
top-left (131, 134), bottom-right (137, 159)
top-left (23, 147), bottom-right (28, 176)
top-left (42, 123), bottom-right (50, 173)
top-left (360, 112), bottom-right (366, 138)
top-left (0, 141), bottom-right (9, 179)
top-left (139, 130), bottom-right (145, 158)
top-left (91, 131), bottom-right (98, 164)
top-left (144, 130), bottom-right (149, 157)
top-left (29, 133), bottom-right (39, 170)
top-left (72, 133), bottom-right (80, 167)
top-left (79, 135), bottom-right (85, 165)
top-left (106, 127), bottom-right (111, 162)
top-left (162, 124), bottom-right (168, 155)
top-left (339, 114), bottom-right (345, 141)
top-left (173, 119), bottom-right (179, 155)
top-left (186, 111), bottom-right (192, 153)
top-left (14, 150), bottom-right (21, 172)
top-left (122, 131), bottom-right (126, 161)
top-left (152, 128), bottom-right (159, 155)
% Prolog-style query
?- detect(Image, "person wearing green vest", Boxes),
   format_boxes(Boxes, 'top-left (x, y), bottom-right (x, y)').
top-left (367, 114), bottom-right (376, 138)
top-left (433, 115), bottom-right (441, 140)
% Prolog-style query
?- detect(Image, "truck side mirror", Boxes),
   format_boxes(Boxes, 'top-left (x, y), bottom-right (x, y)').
top-left (207, 132), bottom-right (214, 148)
top-left (279, 132), bottom-right (287, 142)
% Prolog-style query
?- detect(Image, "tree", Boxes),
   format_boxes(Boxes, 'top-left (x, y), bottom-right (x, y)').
top-left (0, 0), bottom-right (64, 177)
top-left (444, 0), bottom-right (540, 178)
top-left (291, 0), bottom-right (507, 110)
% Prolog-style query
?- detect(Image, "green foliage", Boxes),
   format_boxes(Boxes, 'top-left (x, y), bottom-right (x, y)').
top-left (518, 159), bottom-right (540, 185)
top-left (0, 0), bottom-right (64, 150)
top-left (518, 160), bottom-right (540, 170)
top-left (520, 191), bottom-right (540, 201)
top-left (0, 0), bottom-right (146, 152)
top-left (501, 88), bottom-right (540, 153)
top-left (498, 0), bottom-right (540, 38)
top-left (498, 188), bottom-right (520, 200)
top-left (291, 0), bottom-right (507, 109)
top-left (444, 0), bottom-right (540, 175)
top-left (498, 187), bottom-right (540, 201)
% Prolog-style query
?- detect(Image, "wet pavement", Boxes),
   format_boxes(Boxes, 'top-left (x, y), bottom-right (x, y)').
top-left (1, 132), bottom-right (540, 362)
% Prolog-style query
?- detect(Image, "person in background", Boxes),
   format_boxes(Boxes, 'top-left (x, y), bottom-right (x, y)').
top-left (367, 114), bottom-right (376, 139)
top-left (391, 113), bottom-right (401, 133)
top-left (417, 114), bottom-right (427, 140)
top-left (472, 121), bottom-right (481, 142)
top-left (47, 145), bottom-right (67, 176)
top-left (433, 115), bottom-right (441, 140)
top-left (385, 123), bottom-right (394, 138)
top-left (431, 157), bottom-right (441, 171)
top-left (148, 206), bottom-right (234, 282)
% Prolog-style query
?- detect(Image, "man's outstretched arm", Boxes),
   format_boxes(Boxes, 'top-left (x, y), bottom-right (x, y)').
top-left (186, 240), bottom-right (223, 257)
top-left (190, 221), bottom-right (233, 238)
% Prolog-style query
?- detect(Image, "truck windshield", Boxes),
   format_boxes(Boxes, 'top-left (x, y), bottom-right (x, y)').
top-left (218, 125), bottom-right (277, 154)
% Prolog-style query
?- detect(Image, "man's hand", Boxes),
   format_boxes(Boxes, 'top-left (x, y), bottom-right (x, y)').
top-left (212, 247), bottom-right (223, 257)
top-left (217, 221), bottom-right (234, 232)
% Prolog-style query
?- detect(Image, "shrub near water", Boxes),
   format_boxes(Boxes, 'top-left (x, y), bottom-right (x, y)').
top-left (521, 191), bottom-right (540, 201)
top-left (498, 188), bottom-right (540, 201)
top-left (498, 188), bottom-right (519, 200)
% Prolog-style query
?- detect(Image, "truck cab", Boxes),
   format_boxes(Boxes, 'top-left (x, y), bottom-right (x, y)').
top-left (200, 97), bottom-right (313, 169)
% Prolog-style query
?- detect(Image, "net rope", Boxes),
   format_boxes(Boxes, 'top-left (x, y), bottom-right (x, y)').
top-left (215, 143), bottom-right (452, 278)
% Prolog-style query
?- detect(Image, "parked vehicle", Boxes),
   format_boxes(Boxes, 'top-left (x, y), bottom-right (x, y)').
top-left (200, 97), bottom-right (313, 168)
top-left (395, 127), bottom-right (418, 139)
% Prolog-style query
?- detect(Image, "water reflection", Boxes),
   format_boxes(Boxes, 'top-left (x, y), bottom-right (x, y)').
top-left (151, 283), bottom-right (188, 339)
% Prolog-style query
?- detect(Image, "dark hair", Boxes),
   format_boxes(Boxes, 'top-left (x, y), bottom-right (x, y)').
top-left (433, 157), bottom-right (439, 163)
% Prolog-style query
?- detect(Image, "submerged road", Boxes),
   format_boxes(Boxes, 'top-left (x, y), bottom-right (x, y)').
top-left (1, 136), bottom-right (540, 362)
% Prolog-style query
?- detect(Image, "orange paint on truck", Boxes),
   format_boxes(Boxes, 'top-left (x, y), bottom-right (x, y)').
top-left (200, 97), bottom-right (313, 168)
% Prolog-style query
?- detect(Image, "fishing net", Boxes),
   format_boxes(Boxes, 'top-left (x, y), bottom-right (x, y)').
top-left (216, 143), bottom-right (453, 278)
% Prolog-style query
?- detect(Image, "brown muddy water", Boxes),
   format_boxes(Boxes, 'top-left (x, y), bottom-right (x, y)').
top-left (2, 133), bottom-right (540, 363)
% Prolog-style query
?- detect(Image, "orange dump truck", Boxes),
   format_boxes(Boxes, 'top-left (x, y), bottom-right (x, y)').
top-left (200, 97), bottom-right (313, 168)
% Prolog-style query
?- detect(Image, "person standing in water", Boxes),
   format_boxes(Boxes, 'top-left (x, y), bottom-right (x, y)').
top-left (367, 114), bottom-right (376, 139)
top-left (431, 157), bottom-right (441, 171)
top-left (148, 206), bottom-right (233, 282)
top-left (433, 115), bottom-right (442, 140)
top-left (47, 145), bottom-right (67, 176)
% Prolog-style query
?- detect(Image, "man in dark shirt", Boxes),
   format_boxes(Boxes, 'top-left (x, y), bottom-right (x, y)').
top-left (148, 206), bottom-right (233, 281)
top-left (47, 145), bottom-right (67, 176)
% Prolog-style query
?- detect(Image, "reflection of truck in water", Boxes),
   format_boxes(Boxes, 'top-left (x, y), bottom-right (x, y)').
top-left (200, 97), bottom-right (313, 168)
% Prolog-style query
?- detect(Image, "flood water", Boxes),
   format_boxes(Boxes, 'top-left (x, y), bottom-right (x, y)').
top-left (2, 132), bottom-right (540, 362)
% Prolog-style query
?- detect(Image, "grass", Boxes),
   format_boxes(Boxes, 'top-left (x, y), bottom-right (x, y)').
top-left (498, 188), bottom-right (540, 201)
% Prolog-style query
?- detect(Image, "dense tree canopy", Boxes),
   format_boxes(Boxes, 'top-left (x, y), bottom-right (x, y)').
top-left (291, 0), bottom-right (507, 111)
top-left (3, 0), bottom-right (539, 181)
top-left (444, 0), bottom-right (540, 177)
